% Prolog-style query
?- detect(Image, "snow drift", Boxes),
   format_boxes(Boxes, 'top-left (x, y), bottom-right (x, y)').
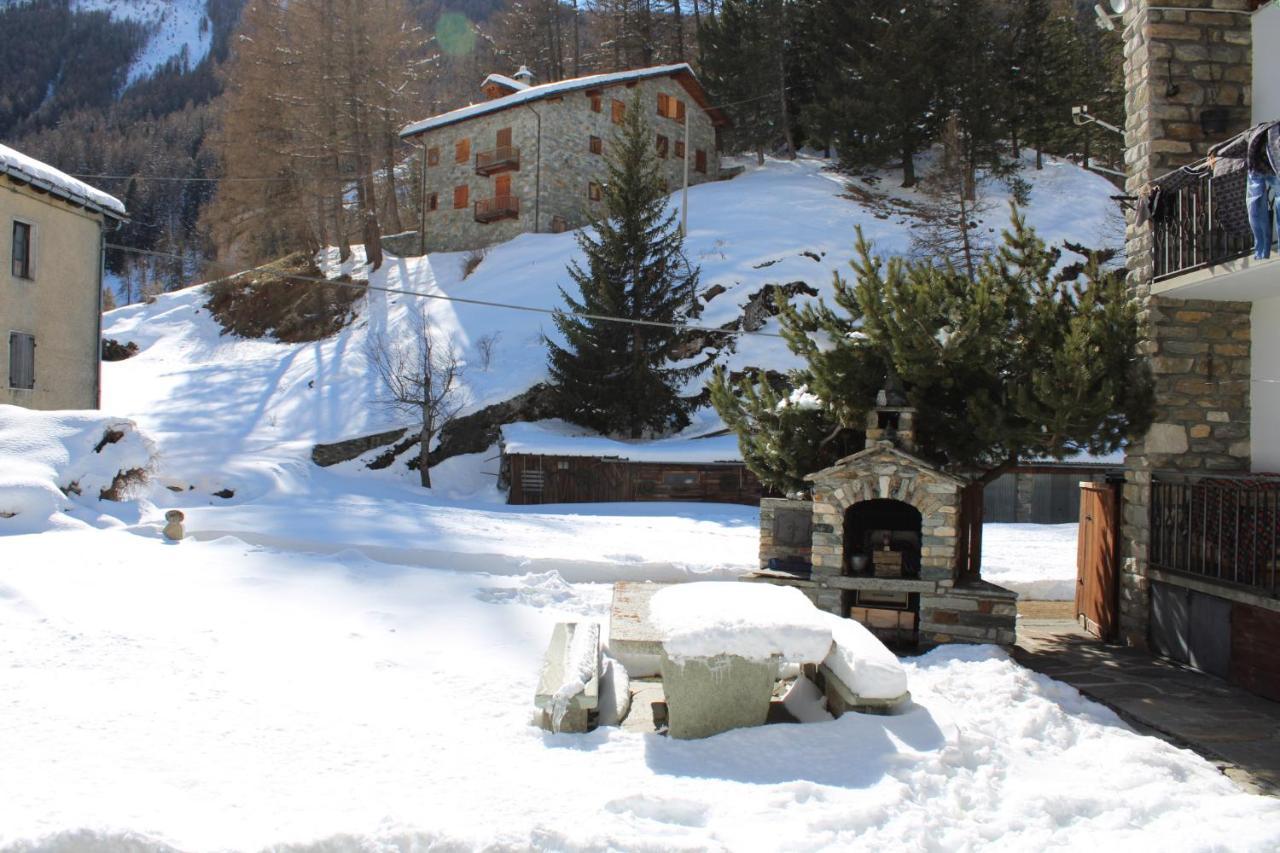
top-left (0, 405), bottom-right (156, 534)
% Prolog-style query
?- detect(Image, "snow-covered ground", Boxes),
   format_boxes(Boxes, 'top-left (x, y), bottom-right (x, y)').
top-left (3, 529), bottom-right (1278, 851)
top-left (981, 523), bottom-right (1081, 601)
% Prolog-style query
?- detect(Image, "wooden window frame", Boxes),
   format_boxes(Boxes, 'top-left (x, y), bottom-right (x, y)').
top-left (427, 146), bottom-right (440, 167)
top-left (588, 181), bottom-right (602, 202)
top-left (674, 140), bottom-right (685, 159)
top-left (496, 127), bottom-right (512, 148)
top-left (428, 192), bottom-right (439, 211)
top-left (675, 99), bottom-right (686, 121)
top-left (657, 92), bottom-right (670, 117)
top-left (7, 330), bottom-right (34, 390)
top-left (11, 220), bottom-right (32, 279)
top-left (589, 135), bottom-right (603, 155)
top-left (589, 92), bottom-right (602, 113)
top-left (453, 184), bottom-right (469, 209)
top-left (455, 138), bottom-right (470, 164)
top-left (611, 99), bottom-right (625, 125)
top-left (656, 134), bottom-right (669, 159)
top-left (695, 149), bottom-right (707, 174)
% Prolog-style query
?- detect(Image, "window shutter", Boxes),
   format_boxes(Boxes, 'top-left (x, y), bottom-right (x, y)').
top-left (454, 185), bottom-right (469, 209)
top-left (657, 93), bottom-right (669, 116)
top-left (496, 127), bottom-right (512, 148)
top-left (455, 139), bottom-right (470, 164)
top-left (9, 332), bottom-right (34, 390)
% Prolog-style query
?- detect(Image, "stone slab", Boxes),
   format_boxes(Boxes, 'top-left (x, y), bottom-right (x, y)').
top-left (660, 651), bottom-right (777, 739)
top-left (610, 581), bottom-right (673, 677)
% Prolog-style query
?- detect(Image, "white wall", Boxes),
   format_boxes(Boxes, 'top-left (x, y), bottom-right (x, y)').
top-left (1252, 296), bottom-right (1280, 472)
top-left (1254, 3), bottom-right (1280, 124)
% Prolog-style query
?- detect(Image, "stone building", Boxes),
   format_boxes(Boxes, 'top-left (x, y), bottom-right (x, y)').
top-left (1118, 0), bottom-right (1279, 699)
top-left (1, 143), bottom-right (126, 411)
top-left (399, 64), bottom-right (729, 253)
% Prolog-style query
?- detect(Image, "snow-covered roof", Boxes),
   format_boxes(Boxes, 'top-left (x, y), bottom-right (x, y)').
top-left (0, 143), bottom-right (127, 219)
top-left (401, 63), bottom-right (726, 137)
top-left (500, 419), bottom-right (745, 465)
top-left (481, 73), bottom-right (530, 93)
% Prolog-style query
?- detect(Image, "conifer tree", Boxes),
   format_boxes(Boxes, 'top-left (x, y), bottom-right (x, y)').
top-left (712, 211), bottom-right (1153, 490)
top-left (546, 94), bottom-right (702, 438)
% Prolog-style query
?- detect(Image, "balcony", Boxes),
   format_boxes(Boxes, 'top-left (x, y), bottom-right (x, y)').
top-left (474, 145), bottom-right (520, 176)
top-left (474, 194), bottom-right (519, 223)
top-left (1150, 156), bottom-right (1278, 301)
top-left (1150, 473), bottom-right (1280, 599)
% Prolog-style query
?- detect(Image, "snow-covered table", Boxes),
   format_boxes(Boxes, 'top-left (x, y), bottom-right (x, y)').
top-left (649, 583), bottom-right (836, 739)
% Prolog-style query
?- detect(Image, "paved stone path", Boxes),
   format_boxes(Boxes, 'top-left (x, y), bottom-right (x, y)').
top-left (1016, 619), bottom-right (1280, 797)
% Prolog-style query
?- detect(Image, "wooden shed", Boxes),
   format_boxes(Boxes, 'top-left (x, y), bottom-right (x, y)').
top-left (500, 421), bottom-right (762, 506)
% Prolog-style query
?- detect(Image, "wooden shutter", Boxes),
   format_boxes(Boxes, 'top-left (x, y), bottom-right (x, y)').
top-left (455, 138), bottom-right (470, 164)
top-left (589, 135), bottom-right (603, 155)
top-left (611, 99), bottom-right (625, 124)
top-left (495, 174), bottom-right (512, 197)
top-left (657, 93), bottom-right (669, 116)
top-left (675, 99), bottom-right (686, 121)
top-left (588, 181), bottom-right (602, 202)
top-left (454, 185), bottom-right (469, 209)
top-left (695, 149), bottom-right (707, 173)
top-left (8, 332), bottom-right (34, 390)
top-left (590, 93), bottom-right (602, 113)
top-left (656, 134), bottom-right (668, 158)
top-left (496, 127), bottom-right (512, 148)
top-left (675, 140), bottom-right (685, 159)
top-left (427, 147), bottom-right (440, 166)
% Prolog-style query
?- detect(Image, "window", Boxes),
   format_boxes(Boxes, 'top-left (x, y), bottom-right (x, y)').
top-left (656, 134), bottom-right (669, 158)
top-left (589, 92), bottom-right (602, 113)
top-left (611, 99), bottom-right (625, 125)
top-left (588, 181), bottom-right (602, 202)
top-left (428, 192), bottom-right (439, 211)
top-left (495, 174), bottom-right (512, 198)
top-left (657, 93), bottom-right (684, 120)
top-left (496, 127), bottom-right (512, 148)
top-left (454, 184), bottom-right (469, 209)
top-left (11, 221), bottom-right (31, 279)
top-left (550, 215), bottom-right (568, 233)
top-left (695, 149), bottom-right (707, 174)
top-left (455, 138), bottom-right (470, 164)
top-left (427, 146), bottom-right (440, 167)
top-left (674, 140), bottom-right (685, 159)
top-left (8, 332), bottom-right (34, 390)
top-left (589, 135), bottom-right (603, 155)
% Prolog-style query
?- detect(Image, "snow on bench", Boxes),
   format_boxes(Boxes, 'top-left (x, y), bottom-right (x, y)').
top-left (816, 612), bottom-right (910, 716)
top-left (534, 622), bottom-right (601, 734)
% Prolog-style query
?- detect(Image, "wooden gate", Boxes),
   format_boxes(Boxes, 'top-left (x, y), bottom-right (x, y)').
top-left (1076, 481), bottom-right (1121, 641)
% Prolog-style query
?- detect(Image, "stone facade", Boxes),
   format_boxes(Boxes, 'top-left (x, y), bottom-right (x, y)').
top-left (404, 70), bottom-right (722, 254)
top-left (757, 497), bottom-right (814, 572)
top-left (1119, 0), bottom-right (1255, 647)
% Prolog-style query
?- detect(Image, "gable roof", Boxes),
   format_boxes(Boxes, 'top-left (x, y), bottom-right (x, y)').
top-left (804, 443), bottom-right (969, 488)
top-left (400, 63), bottom-right (730, 138)
top-left (0, 142), bottom-right (127, 220)
top-left (481, 73), bottom-right (530, 93)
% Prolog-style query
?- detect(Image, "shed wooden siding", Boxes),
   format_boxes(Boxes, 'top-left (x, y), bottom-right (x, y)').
top-left (506, 453), bottom-right (762, 505)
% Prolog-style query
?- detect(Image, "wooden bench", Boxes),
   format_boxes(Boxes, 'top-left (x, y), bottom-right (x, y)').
top-left (534, 622), bottom-right (601, 733)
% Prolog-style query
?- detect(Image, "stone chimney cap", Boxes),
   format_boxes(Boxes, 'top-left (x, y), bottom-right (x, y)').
top-left (514, 65), bottom-right (534, 83)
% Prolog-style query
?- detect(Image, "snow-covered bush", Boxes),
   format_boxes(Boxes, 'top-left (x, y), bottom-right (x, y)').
top-left (0, 405), bottom-right (156, 534)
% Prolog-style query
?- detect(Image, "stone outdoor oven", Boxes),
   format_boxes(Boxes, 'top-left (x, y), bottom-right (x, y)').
top-left (750, 385), bottom-right (1018, 649)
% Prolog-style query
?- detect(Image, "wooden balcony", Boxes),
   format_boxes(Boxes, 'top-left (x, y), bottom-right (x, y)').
top-left (474, 145), bottom-right (520, 175)
top-left (474, 194), bottom-right (519, 223)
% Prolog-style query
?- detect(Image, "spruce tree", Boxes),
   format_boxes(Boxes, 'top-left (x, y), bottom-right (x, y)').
top-left (546, 94), bottom-right (702, 439)
top-left (712, 210), bottom-right (1154, 489)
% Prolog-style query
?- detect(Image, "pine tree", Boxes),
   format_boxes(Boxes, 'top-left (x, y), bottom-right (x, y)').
top-left (714, 210), bottom-right (1154, 489)
top-left (546, 93), bottom-right (702, 438)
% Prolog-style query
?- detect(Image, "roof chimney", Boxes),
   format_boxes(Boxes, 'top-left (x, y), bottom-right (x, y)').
top-left (513, 65), bottom-right (534, 85)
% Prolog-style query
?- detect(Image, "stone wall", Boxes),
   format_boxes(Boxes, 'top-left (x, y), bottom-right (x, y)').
top-left (409, 74), bottom-right (720, 254)
top-left (1119, 0), bottom-right (1254, 648)
top-left (758, 497), bottom-right (814, 571)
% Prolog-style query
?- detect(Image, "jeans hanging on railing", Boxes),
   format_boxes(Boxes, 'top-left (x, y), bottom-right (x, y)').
top-left (1246, 171), bottom-right (1280, 259)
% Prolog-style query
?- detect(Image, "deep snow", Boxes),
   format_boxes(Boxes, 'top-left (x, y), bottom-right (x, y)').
top-left (2, 530), bottom-right (1277, 851)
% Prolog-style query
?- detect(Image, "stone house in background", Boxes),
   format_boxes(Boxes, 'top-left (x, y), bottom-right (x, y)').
top-left (398, 64), bottom-right (729, 254)
top-left (1, 143), bottom-right (126, 411)
top-left (1119, 0), bottom-right (1279, 700)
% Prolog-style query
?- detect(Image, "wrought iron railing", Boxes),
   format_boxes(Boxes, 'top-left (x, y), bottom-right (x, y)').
top-left (1152, 166), bottom-right (1255, 281)
top-left (474, 194), bottom-right (519, 223)
top-left (475, 145), bottom-right (520, 175)
top-left (1150, 473), bottom-right (1280, 597)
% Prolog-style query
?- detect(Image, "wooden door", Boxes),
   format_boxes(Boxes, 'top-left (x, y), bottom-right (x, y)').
top-left (1077, 482), bottom-right (1120, 641)
top-left (496, 127), bottom-right (512, 148)
top-left (495, 174), bottom-right (512, 198)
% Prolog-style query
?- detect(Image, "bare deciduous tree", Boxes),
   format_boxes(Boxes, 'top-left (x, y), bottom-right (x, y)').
top-left (367, 306), bottom-right (466, 487)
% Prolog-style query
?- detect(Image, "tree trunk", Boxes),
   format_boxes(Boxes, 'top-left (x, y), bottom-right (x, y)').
top-left (901, 142), bottom-right (916, 188)
top-left (672, 0), bottom-right (684, 60)
top-left (572, 0), bottom-right (581, 76)
top-left (777, 36), bottom-right (794, 159)
top-left (419, 424), bottom-right (432, 487)
top-left (384, 132), bottom-right (403, 234)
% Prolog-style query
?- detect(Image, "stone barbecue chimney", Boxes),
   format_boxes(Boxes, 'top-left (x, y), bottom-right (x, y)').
top-left (864, 370), bottom-right (916, 453)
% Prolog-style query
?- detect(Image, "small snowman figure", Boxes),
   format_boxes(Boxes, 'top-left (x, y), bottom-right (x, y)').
top-left (163, 509), bottom-right (186, 542)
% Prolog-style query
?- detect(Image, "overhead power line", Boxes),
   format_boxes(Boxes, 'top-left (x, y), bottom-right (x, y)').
top-left (105, 242), bottom-right (787, 340)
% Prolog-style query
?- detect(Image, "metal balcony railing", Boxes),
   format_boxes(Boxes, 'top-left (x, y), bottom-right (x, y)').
top-left (1152, 166), bottom-right (1255, 281)
top-left (1150, 473), bottom-right (1280, 597)
top-left (474, 145), bottom-right (520, 175)
top-left (474, 194), bottom-right (519, 223)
